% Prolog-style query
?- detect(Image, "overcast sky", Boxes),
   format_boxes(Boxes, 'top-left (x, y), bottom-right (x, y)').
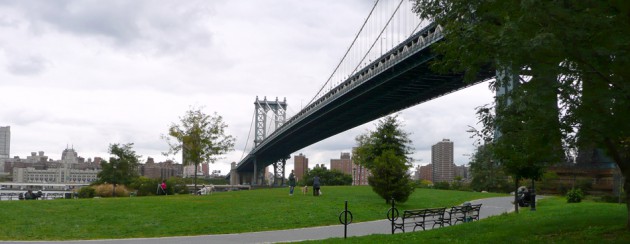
top-left (0, 0), bottom-right (494, 175)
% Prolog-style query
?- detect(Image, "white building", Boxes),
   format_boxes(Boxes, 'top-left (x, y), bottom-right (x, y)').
top-left (13, 167), bottom-right (99, 184)
top-left (183, 164), bottom-right (206, 178)
top-left (11, 148), bottom-right (100, 184)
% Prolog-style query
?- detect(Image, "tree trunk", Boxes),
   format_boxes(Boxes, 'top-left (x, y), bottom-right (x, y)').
top-left (603, 137), bottom-right (628, 230)
top-left (194, 163), bottom-right (198, 195)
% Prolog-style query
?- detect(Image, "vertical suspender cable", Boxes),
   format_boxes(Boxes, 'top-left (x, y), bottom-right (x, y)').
top-left (306, 0), bottom-right (380, 107)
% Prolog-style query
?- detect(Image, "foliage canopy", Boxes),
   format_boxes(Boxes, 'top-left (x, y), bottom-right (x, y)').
top-left (163, 107), bottom-right (235, 190)
top-left (354, 115), bottom-right (415, 203)
top-left (413, 0), bottom-right (630, 226)
top-left (96, 143), bottom-right (141, 187)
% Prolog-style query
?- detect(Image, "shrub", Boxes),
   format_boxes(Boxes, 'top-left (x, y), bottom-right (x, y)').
top-left (566, 188), bottom-right (584, 203)
top-left (94, 184), bottom-right (130, 197)
top-left (434, 181), bottom-right (450, 190)
top-left (77, 186), bottom-right (96, 198)
top-left (129, 177), bottom-right (160, 196)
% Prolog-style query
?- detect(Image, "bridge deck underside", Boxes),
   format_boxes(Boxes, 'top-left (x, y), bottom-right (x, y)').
top-left (237, 46), bottom-right (494, 172)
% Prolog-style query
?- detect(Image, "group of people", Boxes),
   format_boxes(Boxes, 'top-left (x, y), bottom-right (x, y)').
top-left (288, 170), bottom-right (321, 196)
top-left (517, 186), bottom-right (532, 207)
top-left (18, 190), bottom-right (43, 200)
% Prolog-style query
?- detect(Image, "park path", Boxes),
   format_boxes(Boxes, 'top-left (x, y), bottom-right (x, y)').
top-left (2, 196), bottom-right (515, 244)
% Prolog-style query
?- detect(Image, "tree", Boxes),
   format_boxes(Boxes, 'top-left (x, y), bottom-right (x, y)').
top-left (368, 150), bottom-right (415, 202)
top-left (96, 143), bottom-right (141, 196)
top-left (469, 144), bottom-right (511, 193)
top-left (163, 107), bottom-right (235, 193)
top-left (354, 115), bottom-right (415, 203)
top-left (413, 0), bottom-right (630, 226)
top-left (300, 167), bottom-right (352, 186)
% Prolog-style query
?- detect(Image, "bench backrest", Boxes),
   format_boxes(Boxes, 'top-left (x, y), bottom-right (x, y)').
top-left (403, 207), bottom-right (445, 219)
top-left (470, 204), bottom-right (482, 218)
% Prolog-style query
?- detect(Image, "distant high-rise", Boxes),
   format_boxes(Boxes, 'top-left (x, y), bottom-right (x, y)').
top-left (330, 152), bottom-right (352, 174)
top-left (293, 153), bottom-right (309, 181)
top-left (330, 152), bottom-right (369, 185)
top-left (0, 126), bottom-right (9, 158)
top-left (418, 163), bottom-right (433, 182)
top-left (432, 139), bottom-right (454, 183)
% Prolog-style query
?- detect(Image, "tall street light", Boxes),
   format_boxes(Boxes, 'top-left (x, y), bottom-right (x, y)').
top-left (112, 164), bottom-right (116, 197)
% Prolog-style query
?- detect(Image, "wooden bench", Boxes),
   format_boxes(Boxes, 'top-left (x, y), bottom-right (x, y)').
top-left (443, 203), bottom-right (482, 225)
top-left (393, 207), bottom-right (446, 232)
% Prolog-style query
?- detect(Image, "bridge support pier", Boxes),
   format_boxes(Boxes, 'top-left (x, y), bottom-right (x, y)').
top-left (253, 158), bottom-right (258, 186)
top-left (273, 158), bottom-right (287, 186)
top-left (230, 162), bottom-right (240, 185)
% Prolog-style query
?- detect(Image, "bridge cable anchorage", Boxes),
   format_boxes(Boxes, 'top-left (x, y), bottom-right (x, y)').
top-left (306, 0), bottom-right (380, 107)
top-left (239, 109), bottom-right (256, 161)
top-left (350, 0), bottom-right (405, 77)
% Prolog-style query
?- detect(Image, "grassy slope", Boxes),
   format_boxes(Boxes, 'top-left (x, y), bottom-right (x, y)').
top-left (301, 197), bottom-right (630, 243)
top-left (0, 186), bottom-right (502, 240)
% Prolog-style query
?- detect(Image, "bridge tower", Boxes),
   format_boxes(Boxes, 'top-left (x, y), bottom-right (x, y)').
top-left (252, 97), bottom-right (289, 186)
top-left (254, 96), bottom-right (287, 147)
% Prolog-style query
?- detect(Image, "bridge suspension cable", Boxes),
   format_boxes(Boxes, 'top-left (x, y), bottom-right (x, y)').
top-left (306, 0), bottom-right (380, 107)
top-left (306, 0), bottom-right (424, 107)
top-left (239, 109), bottom-right (256, 161)
top-left (349, 0), bottom-right (405, 77)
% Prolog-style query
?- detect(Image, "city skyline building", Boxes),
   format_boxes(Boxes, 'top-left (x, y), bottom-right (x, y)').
top-left (417, 163), bottom-right (433, 182)
top-left (293, 153), bottom-right (308, 181)
top-left (139, 157), bottom-right (182, 179)
top-left (330, 152), bottom-right (352, 174)
top-left (432, 139), bottom-right (454, 183)
top-left (0, 126), bottom-right (9, 159)
top-left (10, 148), bottom-right (100, 184)
top-left (330, 152), bottom-right (370, 185)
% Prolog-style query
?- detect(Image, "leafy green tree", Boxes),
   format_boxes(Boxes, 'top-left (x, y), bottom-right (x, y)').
top-left (163, 107), bottom-right (235, 193)
top-left (301, 166), bottom-right (352, 186)
top-left (96, 143), bottom-right (141, 195)
top-left (413, 0), bottom-right (629, 221)
top-left (129, 176), bottom-right (160, 196)
top-left (354, 115), bottom-right (415, 203)
top-left (469, 144), bottom-right (510, 193)
top-left (433, 181), bottom-right (450, 190)
top-left (368, 150), bottom-right (415, 203)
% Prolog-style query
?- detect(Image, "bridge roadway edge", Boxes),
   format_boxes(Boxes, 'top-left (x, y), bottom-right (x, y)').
top-left (0, 196), bottom-right (517, 244)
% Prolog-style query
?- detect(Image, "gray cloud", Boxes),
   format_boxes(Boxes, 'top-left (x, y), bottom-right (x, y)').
top-left (6, 0), bottom-right (214, 54)
top-left (6, 54), bottom-right (47, 75)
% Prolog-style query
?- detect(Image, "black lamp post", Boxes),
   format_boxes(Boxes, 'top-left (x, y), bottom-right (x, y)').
top-left (112, 164), bottom-right (116, 197)
top-left (353, 168), bottom-right (356, 186)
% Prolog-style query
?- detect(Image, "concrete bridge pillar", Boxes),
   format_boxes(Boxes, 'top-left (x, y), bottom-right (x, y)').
top-left (230, 162), bottom-right (240, 185)
top-left (253, 157), bottom-right (258, 186)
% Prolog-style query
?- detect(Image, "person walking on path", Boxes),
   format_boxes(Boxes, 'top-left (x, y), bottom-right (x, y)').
top-left (288, 170), bottom-right (296, 196)
top-left (313, 175), bottom-right (321, 196)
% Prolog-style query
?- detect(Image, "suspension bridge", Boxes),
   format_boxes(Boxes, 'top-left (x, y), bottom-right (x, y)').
top-left (230, 0), bottom-right (495, 185)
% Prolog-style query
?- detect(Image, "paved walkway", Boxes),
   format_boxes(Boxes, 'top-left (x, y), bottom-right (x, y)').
top-left (3, 196), bottom-right (516, 244)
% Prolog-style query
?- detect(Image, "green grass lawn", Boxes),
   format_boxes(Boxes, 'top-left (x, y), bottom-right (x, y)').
top-left (301, 197), bottom-right (630, 243)
top-left (0, 186), bottom-right (502, 240)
